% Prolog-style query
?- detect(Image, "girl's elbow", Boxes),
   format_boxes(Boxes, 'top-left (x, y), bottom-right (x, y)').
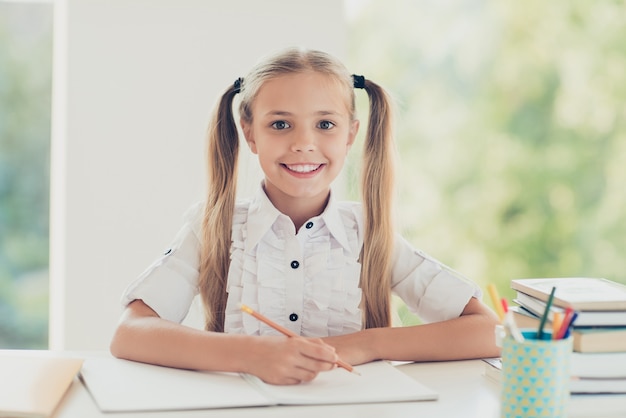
top-left (109, 322), bottom-right (132, 359)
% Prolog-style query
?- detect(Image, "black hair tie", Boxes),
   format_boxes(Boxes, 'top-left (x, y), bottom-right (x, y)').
top-left (233, 77), bottom-right (243, 94)
top-left (352, 74), bottom-right (366, 89)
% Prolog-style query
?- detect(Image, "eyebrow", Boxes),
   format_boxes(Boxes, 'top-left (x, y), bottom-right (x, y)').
top-left (263, 110), bottom-right (342, 117)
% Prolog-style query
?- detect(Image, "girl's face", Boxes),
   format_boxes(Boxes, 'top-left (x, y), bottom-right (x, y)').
top-left (242, 72), bottom-right (359, 212)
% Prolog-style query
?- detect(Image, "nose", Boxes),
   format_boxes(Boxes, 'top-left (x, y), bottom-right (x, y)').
top-left (290, 127), bottom-right (316, 152)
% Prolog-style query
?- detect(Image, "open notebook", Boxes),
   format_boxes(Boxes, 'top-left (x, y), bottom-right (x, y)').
top-left (0, 354), bottom-right (83, 418)
top-left (80, 357), bottom-right (437, 412)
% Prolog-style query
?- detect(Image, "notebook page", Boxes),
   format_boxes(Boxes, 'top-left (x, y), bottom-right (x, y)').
top-left (80, 357), bottom-right (273, 412)
top-left (243, 360), bottom-right (438, 405)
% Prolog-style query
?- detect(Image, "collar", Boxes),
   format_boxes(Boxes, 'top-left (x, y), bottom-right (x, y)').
top-left (244, 184), bottom-right (353, 252)
top-left (244, 185), bottom-right (283, 251)
top-left (319, 192), bottom-right (352, 251)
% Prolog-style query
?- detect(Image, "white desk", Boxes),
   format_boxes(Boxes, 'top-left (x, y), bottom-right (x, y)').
top-left (49, 354), bottom-right (626, 418)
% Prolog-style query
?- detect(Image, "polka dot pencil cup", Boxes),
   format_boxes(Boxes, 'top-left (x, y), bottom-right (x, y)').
top-left (500, 330), bottom-right (572, 418)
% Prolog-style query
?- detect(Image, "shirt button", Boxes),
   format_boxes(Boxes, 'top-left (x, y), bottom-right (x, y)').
top-left (290, 260), bottom-right (300, 269)
top-left (289, 313), bottom-right (299, 322)
top-left (305, 221), bottom-right (314, 229)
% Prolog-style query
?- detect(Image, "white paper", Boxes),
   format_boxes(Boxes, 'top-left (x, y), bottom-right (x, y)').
top-left (245, 360), bottom-right (438, 405)
top-left (80, 358), bottom-right (272, 412)
top-left (80, 358), bottom-right (437, 412)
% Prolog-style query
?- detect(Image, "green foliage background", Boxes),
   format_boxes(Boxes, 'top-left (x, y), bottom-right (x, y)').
top-left (347, 0), bottom-right (626, 319)
top-left (0, 4), bottom-right (52, 348)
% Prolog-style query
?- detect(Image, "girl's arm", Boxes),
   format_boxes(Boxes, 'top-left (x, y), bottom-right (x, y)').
top-left (109, 299), bottom-right (339, 385)
top-left (322, 297), bottom-right (500, 365)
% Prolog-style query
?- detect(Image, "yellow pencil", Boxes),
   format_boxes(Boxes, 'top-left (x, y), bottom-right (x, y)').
top-left (487, 284), bottom-right (506, 321)
top-left (552, 312), bottom-right (563, 340)
top-left (239, 303), bottom-right (359, 375)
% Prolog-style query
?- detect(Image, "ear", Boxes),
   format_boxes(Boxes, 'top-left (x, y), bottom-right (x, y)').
top-left (346, 119), bottom-right (360, 151)
top-left (240, 118), bottom-right (258, 154)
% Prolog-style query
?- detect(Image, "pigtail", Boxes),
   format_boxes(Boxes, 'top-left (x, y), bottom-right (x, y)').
top-left (359, 79), bottom-right (396, 329)
top-left (198, 83), bottom-right (240, 332)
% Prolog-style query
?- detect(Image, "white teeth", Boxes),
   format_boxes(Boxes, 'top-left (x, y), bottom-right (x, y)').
top-left (285, 164), bottom-right (321, 173)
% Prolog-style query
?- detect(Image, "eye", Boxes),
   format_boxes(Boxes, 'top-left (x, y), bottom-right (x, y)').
top-left (271, 120), bottom-right (290, 130)
top-left (318, 120), bottom-right (335, 130)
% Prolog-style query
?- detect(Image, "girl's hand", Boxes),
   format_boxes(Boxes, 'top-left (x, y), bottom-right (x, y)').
top-left (244, 336), bottom-right (339, 385)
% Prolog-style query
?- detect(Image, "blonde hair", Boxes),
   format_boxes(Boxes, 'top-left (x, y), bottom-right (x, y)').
top-left (199, 47), bottom-right (395, 332)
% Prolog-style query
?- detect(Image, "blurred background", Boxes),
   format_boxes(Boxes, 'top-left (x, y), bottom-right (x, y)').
top-left (1, 0), bottom-right (626, 348)
top-left (0, 2), bottom-right (51, 348)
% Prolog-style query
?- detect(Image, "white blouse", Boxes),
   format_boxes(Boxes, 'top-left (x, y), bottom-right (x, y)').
top-left (121, 187), bottom-right (481, 337)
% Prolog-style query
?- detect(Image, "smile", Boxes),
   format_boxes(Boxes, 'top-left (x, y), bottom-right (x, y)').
top-left (283, 164), bottom-right (323, 173)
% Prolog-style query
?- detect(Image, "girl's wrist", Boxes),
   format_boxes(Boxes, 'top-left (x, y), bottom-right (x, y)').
top-left (363, 327), bottom-right (384, 361)
top-left (208, 333), bottom-right (257, 375)
top-left (234, 334), bottom-right (261, 375)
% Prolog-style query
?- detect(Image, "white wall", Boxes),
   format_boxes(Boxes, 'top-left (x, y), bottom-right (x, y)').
top-left (50, 0), bottom-right (348, 350)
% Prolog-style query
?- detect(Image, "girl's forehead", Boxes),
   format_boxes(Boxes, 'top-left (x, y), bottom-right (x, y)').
top-left (253, 72), bottom-right (352, 113)
top-left (259, 72), bottom-right (343, 92)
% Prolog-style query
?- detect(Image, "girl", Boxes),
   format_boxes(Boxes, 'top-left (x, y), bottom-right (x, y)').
top-left (110, 47), bottom-right (500, 385)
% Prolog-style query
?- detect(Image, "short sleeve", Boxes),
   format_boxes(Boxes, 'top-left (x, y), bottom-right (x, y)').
top-left (120, 203), bottom-right (203, 323)
top-left (391, 235), bottom-right (482, 323)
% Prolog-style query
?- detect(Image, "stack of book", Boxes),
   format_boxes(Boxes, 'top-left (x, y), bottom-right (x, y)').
top-left (510, 277), bottom-right (626, 394)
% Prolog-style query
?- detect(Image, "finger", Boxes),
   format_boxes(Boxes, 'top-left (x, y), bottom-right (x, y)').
top-left (288, 350), bottom-right (338, 378)
top-left (263, 363), bottom-right (318, 385)
top-left (300, 339), bottom-right (339, 364)
top-left (274, 376), bottom-right (303, 385)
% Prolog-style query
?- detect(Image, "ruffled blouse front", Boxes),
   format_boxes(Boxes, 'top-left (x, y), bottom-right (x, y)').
top-left (224, 188), bottom-right (364, 337)
top-left (121, 186), bottom-right (481, 336)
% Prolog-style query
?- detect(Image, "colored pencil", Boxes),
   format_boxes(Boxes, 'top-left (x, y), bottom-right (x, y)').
top-left (487, 284), bottom-right (506, 321)
top-left (562, 312), bottom-right (578, 339)
top-left (537, 286), bottom-right (556, 339)
top-left (498, 297), bottom-right (524, 342)
top-left (552, 312), bottom-right (563, 340)
top-left (556, 307), bottom-right (574, 340)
